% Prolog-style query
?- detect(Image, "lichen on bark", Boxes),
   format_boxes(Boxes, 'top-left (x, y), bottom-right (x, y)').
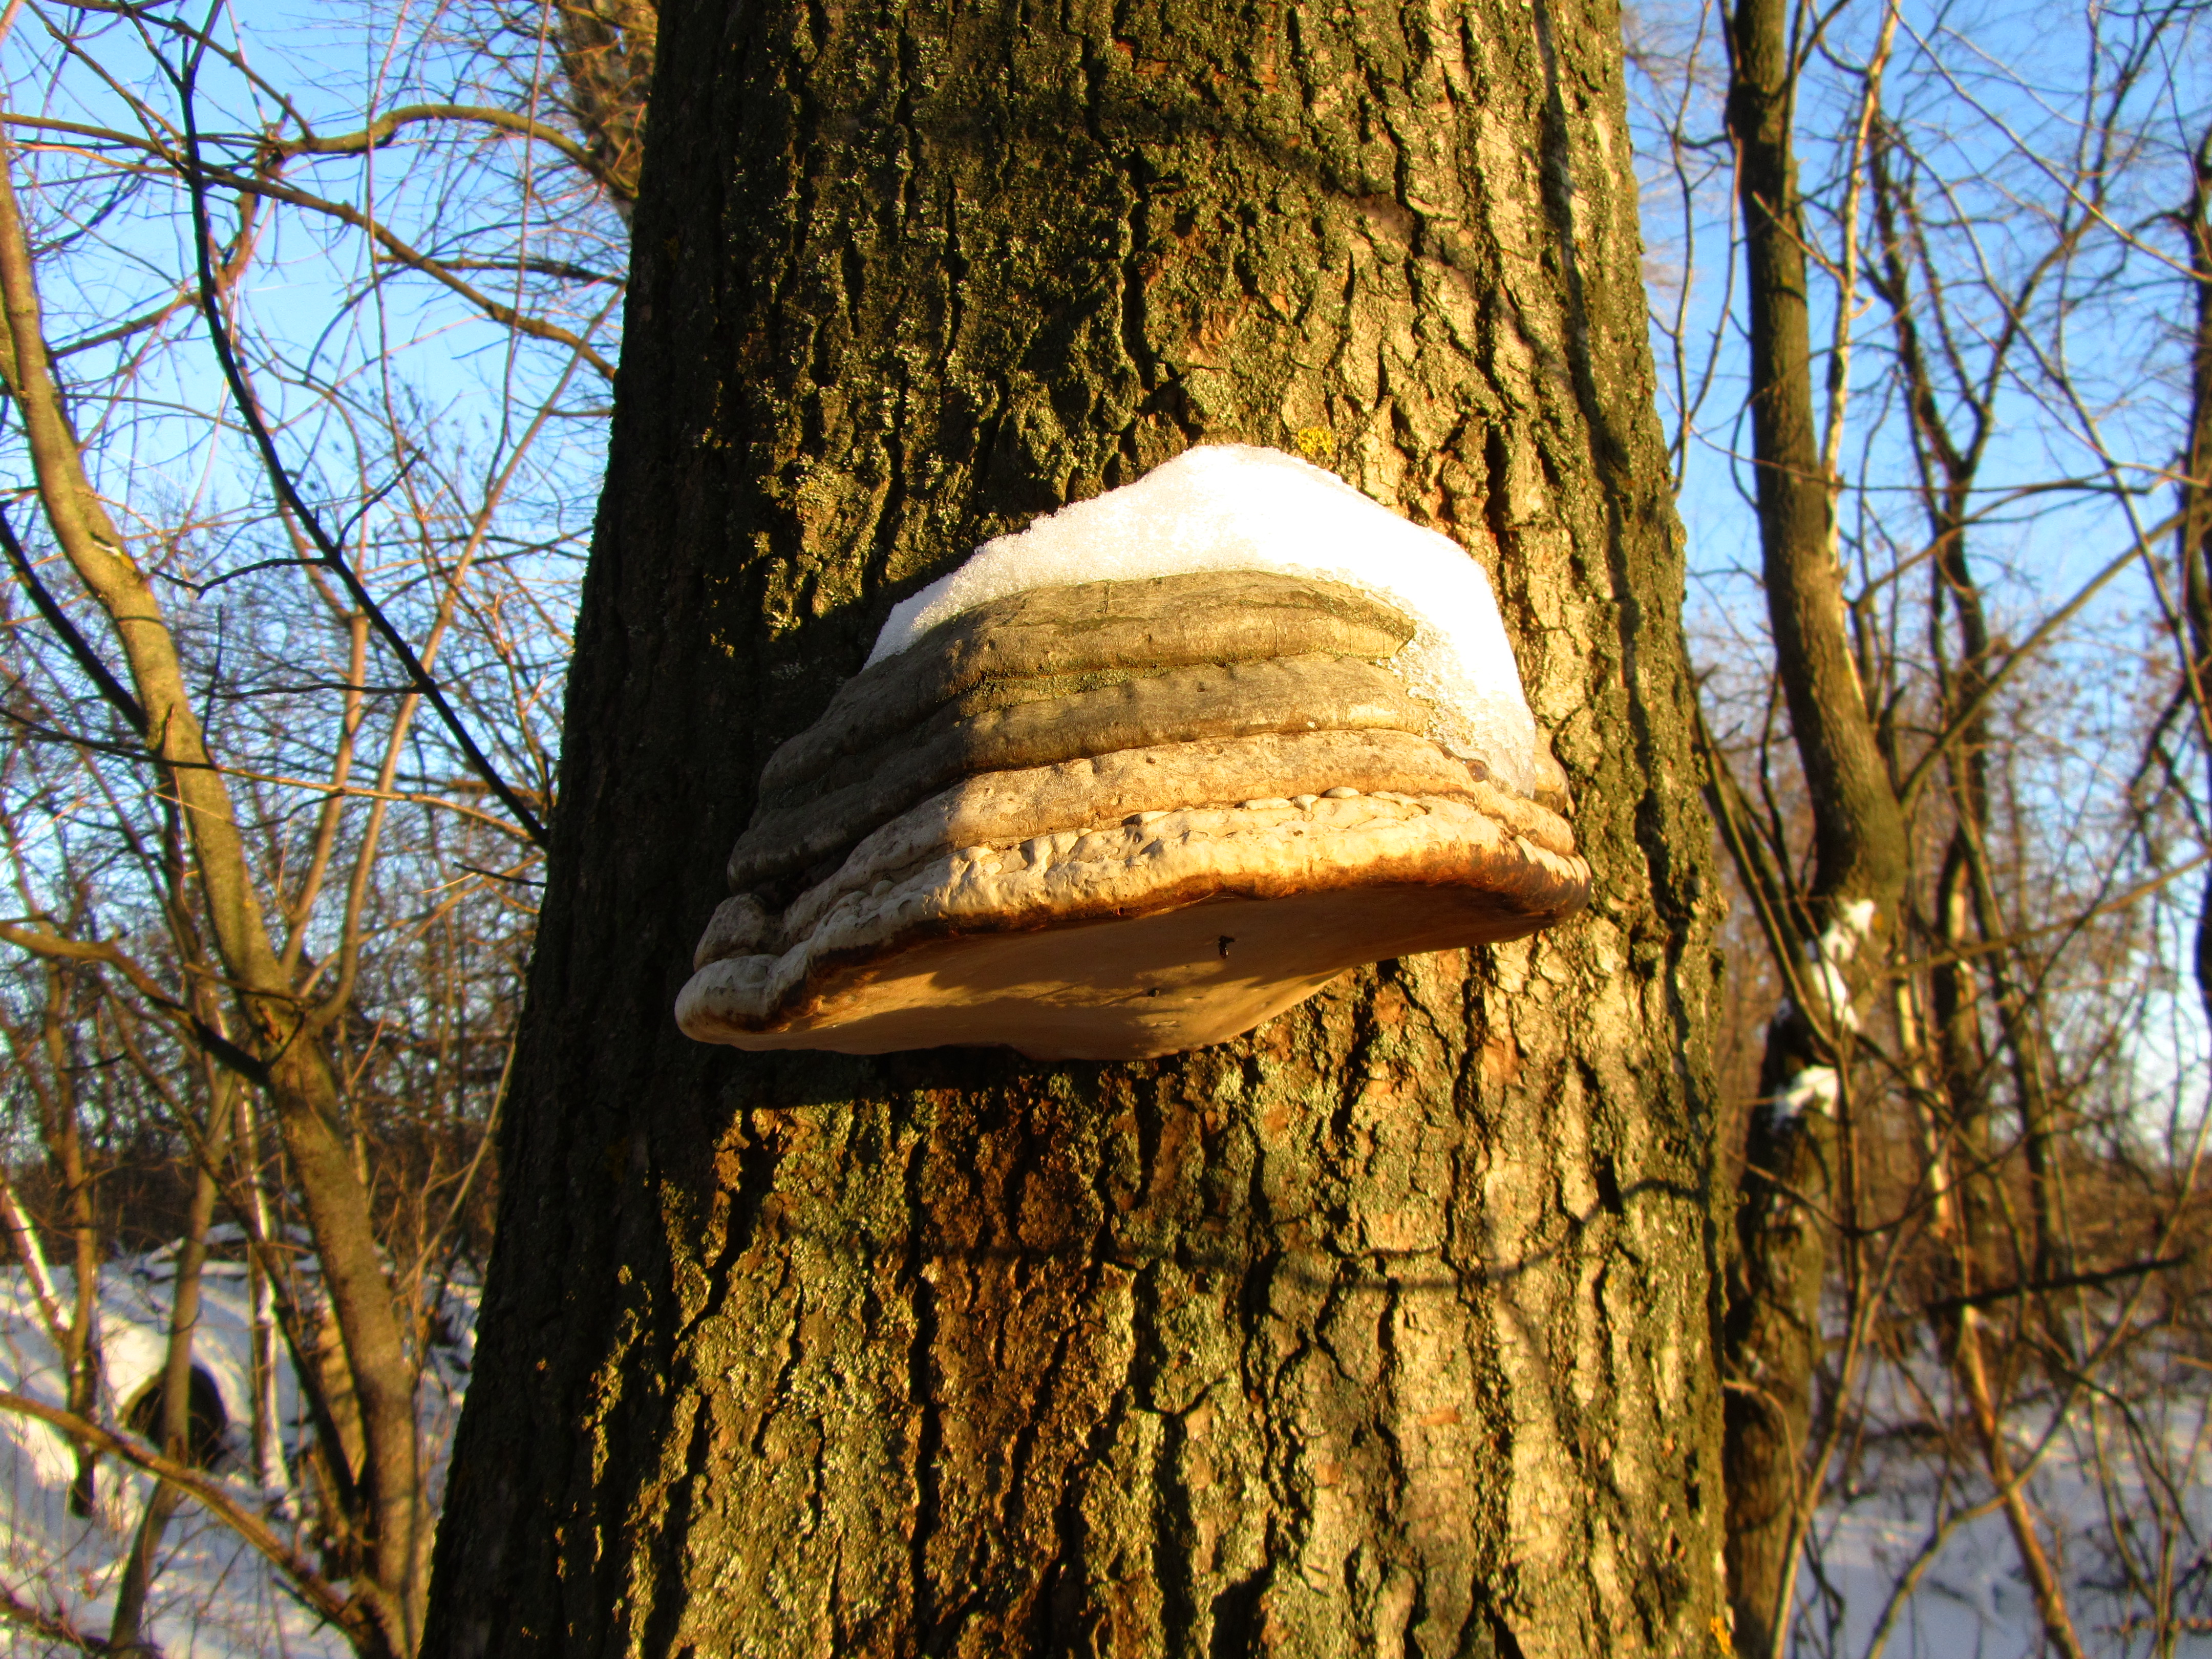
top-left (426, 2), bottom-right (1731, 1655)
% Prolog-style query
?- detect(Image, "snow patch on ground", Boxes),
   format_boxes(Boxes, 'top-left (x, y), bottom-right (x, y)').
top-left (0, 1261), bottom-right (473, 1659)
top-left (6, 1254), bottom-right (2202, 1659)
top-left (866, 445), bottom-right (1549, 795)
top-left (1802, 1357), bottom-right (2212, 1657)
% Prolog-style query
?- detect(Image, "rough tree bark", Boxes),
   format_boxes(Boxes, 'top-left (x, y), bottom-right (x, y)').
top-left (426, 3), bottom-right (1728, 1655)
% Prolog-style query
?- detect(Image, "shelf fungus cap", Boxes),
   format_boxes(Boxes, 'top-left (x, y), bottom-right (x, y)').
top-left (677, 445), bottom-right (1590, 1060)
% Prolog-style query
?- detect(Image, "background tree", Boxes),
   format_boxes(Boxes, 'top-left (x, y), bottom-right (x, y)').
top-left (0, 0), bottom-right (626, 1648)
top-left (1714, 0), bottom-right (1908, 1643)
top-left (1632, 0), bottom-right (2212, 1650)
top-left (425, 1), bottom-right (1734, 1654)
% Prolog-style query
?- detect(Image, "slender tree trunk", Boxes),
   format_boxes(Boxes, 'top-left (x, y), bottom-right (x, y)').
top-left (238, 1096), bottom-right (287, 1492)
top-left (50, 983), bottom-right (104, 1519)
top-left (1866, 129), bottom-right (2066, 1306)
top-left (0, 968), bottom-right (104, 1515)
top-left (427, 4), bottom-right (1727, 1655)
top-left (0, 146), bottom-right (424, 1654)
top-left (0, 1139), bottom-right (97, 1512)
top-left (1718, 0), bottom-right (1909, 1650)
top-left (0, 1166), bottom-right (64, 1345)
top-left (110, 1066), bottom-right (238, 1656)
top-left (2178, 140), bottom-right (2212, 1068)
top-left (1859, 135), bottom-right (2087, 1658)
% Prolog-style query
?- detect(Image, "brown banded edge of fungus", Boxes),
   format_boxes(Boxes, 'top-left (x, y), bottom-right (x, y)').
top-left (676, 445), bottom-right (1591, 1061)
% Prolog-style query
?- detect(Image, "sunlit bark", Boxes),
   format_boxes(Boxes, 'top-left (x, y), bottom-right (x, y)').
top-left (429, 3), bottom-right (1729, 1655)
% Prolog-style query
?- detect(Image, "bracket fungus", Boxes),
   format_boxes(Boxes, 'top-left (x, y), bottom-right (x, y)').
top-left (677, 445), bottom-right (1591, 1060)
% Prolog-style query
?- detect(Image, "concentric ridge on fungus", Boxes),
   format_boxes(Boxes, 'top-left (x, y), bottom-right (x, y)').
top-left (676, 563), bottom-right (1590, 1061)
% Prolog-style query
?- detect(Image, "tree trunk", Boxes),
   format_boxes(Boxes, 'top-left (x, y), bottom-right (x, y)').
top-left (0, 143), bottom-right (426, 1655)
top-left (110, 1080), bottom-right (233, 1656)
top-left (54, 980), bottom-right (104, 1518)
top-left (2178, 137), bottom-right (2212, 1075)
top-left (425, 4), bottom-right (1728, 1655)
top-left (1717, 0), bottom-right (1910, 1650)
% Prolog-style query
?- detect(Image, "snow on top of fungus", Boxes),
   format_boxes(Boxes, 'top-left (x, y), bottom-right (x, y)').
top-left (867, 444), bottom-right (1547, 794)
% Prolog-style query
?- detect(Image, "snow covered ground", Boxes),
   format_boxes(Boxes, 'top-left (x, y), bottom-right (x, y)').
top-left (1795, 1357), bottom-right (2212, 1658)
top-left (1, 1254), bottom-right (2203, 1657)
top-left (0, 1256), bottom-right (472, 1659)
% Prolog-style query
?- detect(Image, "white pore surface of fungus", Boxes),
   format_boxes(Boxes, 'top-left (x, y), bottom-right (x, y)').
top-left (866, 444), bottom-right (1548, 795)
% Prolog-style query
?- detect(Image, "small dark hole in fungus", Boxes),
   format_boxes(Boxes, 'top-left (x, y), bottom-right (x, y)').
top-left (1217, 935), bottom-right (1235, 959)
